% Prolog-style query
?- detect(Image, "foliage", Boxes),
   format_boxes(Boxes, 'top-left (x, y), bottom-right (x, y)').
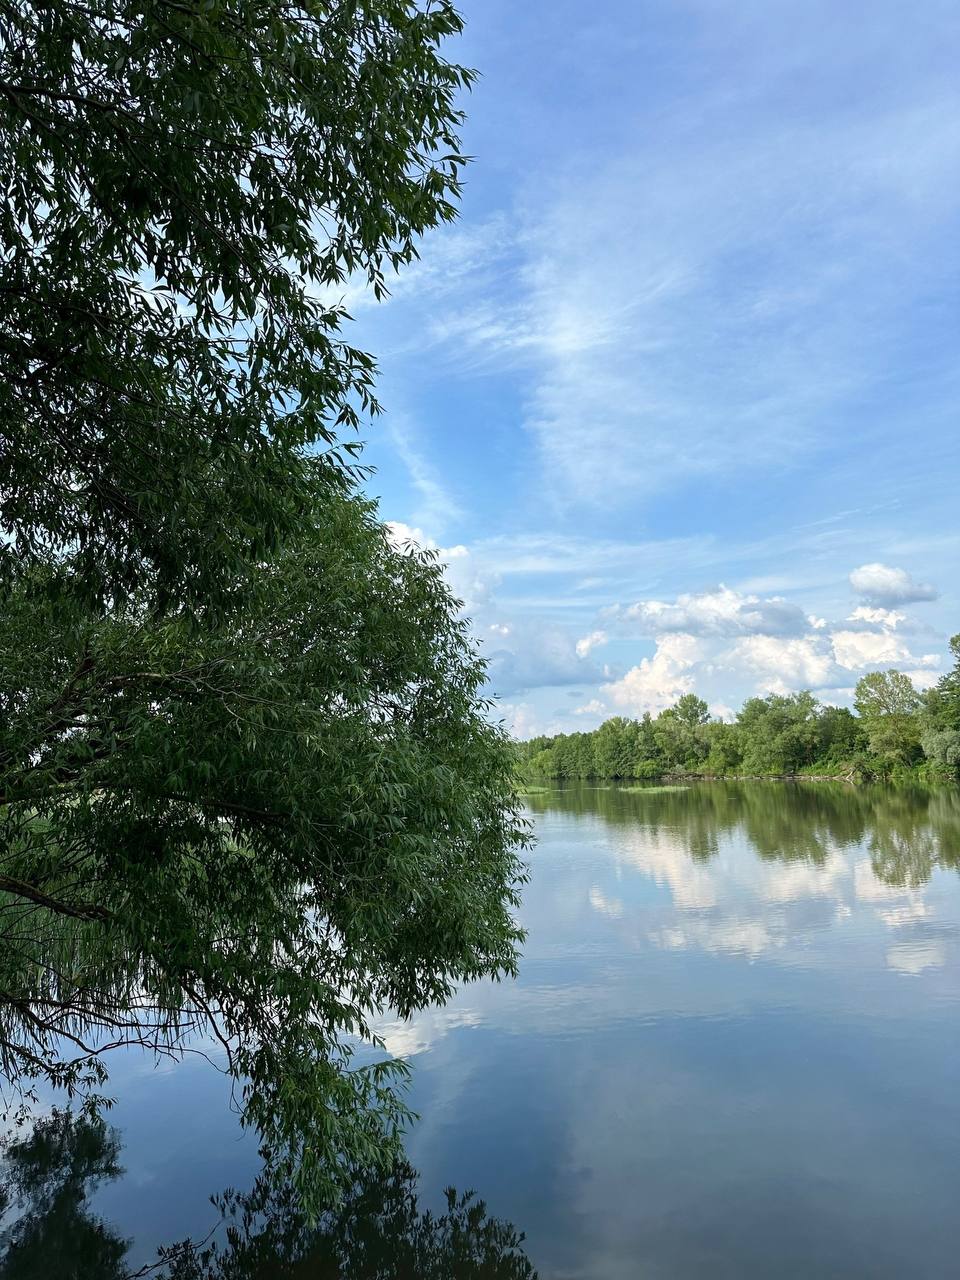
top-left (854, 670), bottom-right (923, 765)
top-left (0, 0), bottom-right (528, 1214)
top-left (0, 0), bottom-right (474, 613)
top-left (0, 485), bottom-right (528, 1206)
top-left (920, 635), bottom-right (960, 770)
top-left (517, 663), bottom-right (960, 783)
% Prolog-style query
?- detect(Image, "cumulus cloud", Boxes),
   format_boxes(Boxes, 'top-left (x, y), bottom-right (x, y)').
top-left (601, 634), bottom-right (702, 715)
top-left (849, 563), bottom-right (938, 607)
top-left (486, 622), bottom-right (603, 696)
top-left (901, 668), bottom-right (942, 691)
top-left (830, 628), bottom-right (913, 671)
top-left (383, 520), bottom-right (952, 727)
top-left (622, 585), bottom-right (808, 638)
top-left (575, 629), bottom-right (608, 658)
top-left (496, 701), bottom-right (550, 739)
top-left (725, 635), bottom-right (835, 690)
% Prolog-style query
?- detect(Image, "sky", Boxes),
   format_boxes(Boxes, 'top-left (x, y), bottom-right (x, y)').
top-left (347, 0), bottom-right (960, 737)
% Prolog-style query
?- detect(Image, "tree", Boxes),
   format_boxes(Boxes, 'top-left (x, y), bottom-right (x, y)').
top-left (736, 692), bottom-right (821, 775)
top-left (854, 670), bottom-right (922, 765)
top-left (0, 2), bottom-right (528, 1212)
top-left (593, 718), bottom-right (640, 779)
top-left (0, 0), bottom-right (473, 611)
top-left (816, 705), bottom-right (867, 764)
top-left (920, 636), bottom-right (960, 774)
top-left (702, 720), bottom-right (742, 776)
top-left (653, 700), bottom-right (709, 773)
top-left (0, 487), bottom-right (528, 1207)
top-left (672, 694), bottom-right (710, 728)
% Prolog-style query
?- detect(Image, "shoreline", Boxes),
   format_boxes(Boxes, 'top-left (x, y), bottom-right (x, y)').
top-left (522, 772), bottom-right (957, 788)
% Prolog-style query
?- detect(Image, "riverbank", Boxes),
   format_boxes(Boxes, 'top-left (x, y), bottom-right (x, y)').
top-left (519, 767), bottom-right (958, 791)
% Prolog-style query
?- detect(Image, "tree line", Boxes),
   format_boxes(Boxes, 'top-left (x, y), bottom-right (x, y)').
top-left (518, 641), bottom-right (960, 782)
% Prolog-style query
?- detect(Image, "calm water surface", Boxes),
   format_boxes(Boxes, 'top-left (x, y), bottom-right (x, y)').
top-left (6, 782), bottom-right (960, 1278)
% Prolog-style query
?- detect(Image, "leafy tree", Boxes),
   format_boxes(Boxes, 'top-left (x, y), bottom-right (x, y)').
top-left (920, 636), bottom-right (960, 774)
top-left (0, 1), bottom-right (528, 1212)
top-left (516, 666), bottom-right (958, 783)
top-left (593, 717), bottom-right (640, 779)
top-left (816, 705), bottom-right (867, 765)
top-left (854, 670), bottom-right (922, 765)
top-left (0, 0), bottom-right (474, 613)
top-left (854, 669), bottom-right (922, 719)
top-left (736, 692), bottom-right (821, 775)
top-left (0, 488), bottom-right (527, 1205)
top-left (633, 712), bottom-right (664, 777)
top-left (702, 720), bottom-right (742, 776)
top-left (672, 694), bottom-right (710, 727)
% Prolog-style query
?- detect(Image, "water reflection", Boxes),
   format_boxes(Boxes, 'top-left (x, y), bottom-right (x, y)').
top-left (0, 1111), bottom-right (537, 1280)
top-left (5, 785), bottom-right (960, 1279)
top-left (516, 783), bottom-right (960, 974)
top-left (0, 1110), bottom-right (128, 1280)
top-left (524, 782), bottom-right (960, 886)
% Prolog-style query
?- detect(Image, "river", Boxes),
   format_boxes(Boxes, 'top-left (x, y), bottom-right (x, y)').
top-left (4, 782), bottom-right (960, 1278)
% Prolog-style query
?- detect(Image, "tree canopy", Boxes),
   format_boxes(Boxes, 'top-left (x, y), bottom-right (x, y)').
top-left (0, 0), bottom-right (528, 1212)
top-left (518, 662), bottom-right (960, 783)
top-left (0, 0), bottom-right (473, 610)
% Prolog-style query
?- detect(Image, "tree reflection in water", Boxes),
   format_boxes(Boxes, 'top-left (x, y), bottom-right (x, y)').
top-left (0, 1110), bottom-right (537, 1280)
top-left (0, 1109), bottom-right (127, 1280)
top-left (524, 781), bottom-right (960, 887)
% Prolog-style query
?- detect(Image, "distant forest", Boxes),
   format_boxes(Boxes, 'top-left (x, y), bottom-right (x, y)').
top-left (517, 639), bottom-right (960, 782)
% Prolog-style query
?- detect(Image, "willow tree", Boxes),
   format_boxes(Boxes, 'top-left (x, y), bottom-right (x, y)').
top-left (0, 1), bottom-right (527, 1208)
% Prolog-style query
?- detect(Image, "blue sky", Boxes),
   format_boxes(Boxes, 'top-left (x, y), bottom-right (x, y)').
top-left (349, 0), bottom-right (960, 736)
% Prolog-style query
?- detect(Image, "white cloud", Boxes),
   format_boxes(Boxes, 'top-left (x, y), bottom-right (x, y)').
top-left (830, 628), bottom-right (912, 671)
top-left (380, 523), bottom-right (953, 729)
top-left (725, 634), bottom-right (835, 690)
top-left (849, 562), bottom-right (938, 606)
top-left (496, 701), bottom-right (551, 739)
top-left (622, 585), bottom-right (808, 638)
top-left (847, 605), bottom-right (906, 628)
top-left (576, 629), bottom-right (608, 658)
top-left (602, 634), bottom-right (702, 715)
top-left (901, 668), bottom-right (941, 690)
top-left (710, 702), bottom-right (737, 722)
